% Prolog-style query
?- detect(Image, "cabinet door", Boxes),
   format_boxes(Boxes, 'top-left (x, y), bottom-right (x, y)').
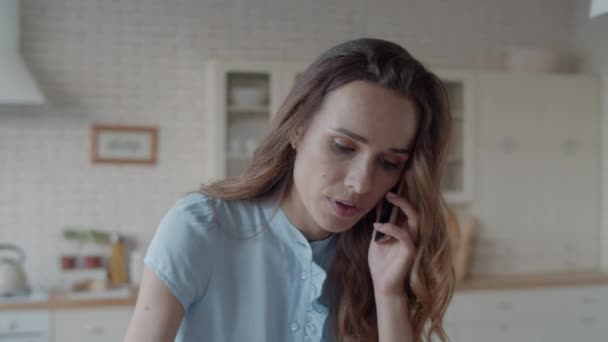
top-left (475, 73), bottom-right (599, 145)
top-left (0, 338), bottom-right (48, 342)
top-left (0, 310), bottom-right (50, 341)
top-left (434, 70), bottom-right (475, 204)
top-left (473, 72), bottom-right (600, 274)
top-left (534, 75), bottom-right (600, 146)
top-left (445, 317), bottom-right (597, 342)
top-left (444, 286), bottom-right (608, 342)
top-left (206, 60), bottom-right (282, 180)
top-left (476, 73), bottom-right (543, 145)
top-left (53, 307), bottom-right (133, 342)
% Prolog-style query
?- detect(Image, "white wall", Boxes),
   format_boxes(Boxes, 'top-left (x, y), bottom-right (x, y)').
top-left (0, 0), bottom-right (575, 287)
top-left (572, 0), bottom-right (608, 270)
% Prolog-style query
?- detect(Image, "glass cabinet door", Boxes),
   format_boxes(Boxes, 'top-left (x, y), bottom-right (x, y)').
top-left (437, 70), bottom-right (473, 204)
top-left (224, 72), bottom-right (271, 178)
top-left (442, 80), bottom-right (465, 194)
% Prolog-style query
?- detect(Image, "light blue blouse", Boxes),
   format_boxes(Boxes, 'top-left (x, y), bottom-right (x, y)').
top-left (144, 193), bottom-right (338, 342)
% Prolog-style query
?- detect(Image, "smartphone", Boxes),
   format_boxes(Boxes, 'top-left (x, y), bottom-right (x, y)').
top-left (375, 171), bottom-right (408, 242)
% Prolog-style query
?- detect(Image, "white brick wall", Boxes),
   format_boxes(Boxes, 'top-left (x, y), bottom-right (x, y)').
top-left (1, 0), bottom-right (574, 287)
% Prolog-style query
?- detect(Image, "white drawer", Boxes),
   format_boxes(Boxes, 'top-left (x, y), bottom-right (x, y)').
top-left (53, 307), bottom-right (133, 342)
top-left (446, 285), bottom-right (608, 323)
top-left (0, 310), bottom-right (50, 335)
top-left (445, 290), bottom-right (526, 322)
top-left (0, 337), bottom-right (48, 342)
top-left (444, 313), bottom-right (608, 342)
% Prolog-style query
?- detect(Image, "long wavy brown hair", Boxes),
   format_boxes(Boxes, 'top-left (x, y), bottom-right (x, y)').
top-left (201, 38), bottom-right (454, 341)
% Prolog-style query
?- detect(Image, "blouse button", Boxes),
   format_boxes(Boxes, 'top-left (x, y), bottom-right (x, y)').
top-left (290, 322), bottom-right (299, 332)
top-left (300, 271), bottom-right (308, 280)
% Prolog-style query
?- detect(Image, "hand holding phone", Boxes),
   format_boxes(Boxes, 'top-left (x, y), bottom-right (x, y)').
top-left (375, 171), bottom-right (408, 242)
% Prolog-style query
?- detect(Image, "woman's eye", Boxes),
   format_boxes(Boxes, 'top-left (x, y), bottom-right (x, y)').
top-left (331, 141), bottom-right (354, 153)
top-left (380, 159), bottom-right (400, 170)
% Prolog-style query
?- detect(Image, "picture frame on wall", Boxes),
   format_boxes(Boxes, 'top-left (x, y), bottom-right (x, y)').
top-left (91, 124), bottom-right (158, 165)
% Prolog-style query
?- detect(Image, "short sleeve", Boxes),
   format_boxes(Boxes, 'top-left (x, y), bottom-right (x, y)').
top-left (144, 193), bottom-right (217, 310)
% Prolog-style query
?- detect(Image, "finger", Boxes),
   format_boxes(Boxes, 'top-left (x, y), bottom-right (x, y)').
top-left (385, 193), bottom-right (419, 241)
top-left (373, 223), bottom-right (415, 248)
top-left (386, 193), bottom-right (418, 225)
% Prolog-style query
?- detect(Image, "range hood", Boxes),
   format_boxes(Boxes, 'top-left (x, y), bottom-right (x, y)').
top-left (0, 0), bottom-right (45, 104)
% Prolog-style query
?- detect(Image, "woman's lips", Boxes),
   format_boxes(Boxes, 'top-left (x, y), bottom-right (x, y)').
top-left (328, 198), bottom-right (362, 218)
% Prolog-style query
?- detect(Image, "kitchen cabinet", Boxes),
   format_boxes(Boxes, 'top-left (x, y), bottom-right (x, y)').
top-left (441, 285), bottom-right (608, 342)
top-left (0, 289), bottom-right (137, 342)
top-left (205, 61), bottom-right (474, 204)
top-left (52, 307), bottom-right (132, 342)
top-left (435, 70), bottom-right (475, 204)
top-left (205, 60), bottom-right (287, 179)
top-left (472, 72), bottom-right (600, 275)
top-left (0, 337), bottom-right (48, 342)
top-left (0, 310), bottom-right (50, 342)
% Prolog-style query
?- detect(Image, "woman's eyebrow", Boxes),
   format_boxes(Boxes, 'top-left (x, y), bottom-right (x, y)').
top-left (331, 128), bottom-right (410, 154)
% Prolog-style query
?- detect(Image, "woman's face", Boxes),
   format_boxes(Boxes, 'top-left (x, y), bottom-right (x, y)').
top-left (282, 80), bottom-right (419, 241)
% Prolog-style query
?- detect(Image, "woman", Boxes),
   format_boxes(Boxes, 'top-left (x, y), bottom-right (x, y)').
top-left (124, 37), bottom-right (454, 342)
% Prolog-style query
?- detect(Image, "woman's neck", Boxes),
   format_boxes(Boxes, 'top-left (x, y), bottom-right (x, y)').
top-left (280, 187), bottom-right (333, 242)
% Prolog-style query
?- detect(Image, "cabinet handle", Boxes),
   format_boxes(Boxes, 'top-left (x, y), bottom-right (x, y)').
top-left (497, 323), bottom-right (511, 332)
top-left (581, 316), bottom-right (595, 326)
top-left (502, 138), bottom-right (515, 153)
top-left (86, 325), bottom-right (105, 335)
top-left (582, 295), bottom-right (594, 305)
top-left (496, 301), bottom-right (512, 311)
top-left (8, 321), bottom-right (18, 331)
top-left (563, 139), bottom-right (577, 154)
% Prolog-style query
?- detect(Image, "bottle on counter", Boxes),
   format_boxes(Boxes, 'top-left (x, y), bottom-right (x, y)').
top-left (108, 233), bottom-right (129, 285)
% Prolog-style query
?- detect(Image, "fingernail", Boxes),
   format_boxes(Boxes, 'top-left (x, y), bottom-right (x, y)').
top-left (386, 192), bottom-right (396, 198)
top-left (373, 223), bottom-right (380, 229)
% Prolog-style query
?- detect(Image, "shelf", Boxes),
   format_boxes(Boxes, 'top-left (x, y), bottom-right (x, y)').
top-left (227, 105), bottom-right (270, 114)
top-left (227, 154), bottom-right (253, 161)
top-left (456, 271), bottom-right (608, 292)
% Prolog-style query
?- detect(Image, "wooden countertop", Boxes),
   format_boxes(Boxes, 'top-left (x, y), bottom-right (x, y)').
top-left (456, 271), bottom-right (608, 292)
top-left (4, 272), bottom-right (608, 310)
top-left (0, 287), bottom-right (138, 310)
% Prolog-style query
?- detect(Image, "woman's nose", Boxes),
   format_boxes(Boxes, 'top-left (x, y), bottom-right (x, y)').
top-left (344, 159), bottom-right (374, 195)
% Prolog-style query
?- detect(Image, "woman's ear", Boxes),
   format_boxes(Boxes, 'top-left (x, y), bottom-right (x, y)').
top-left (290, 127), bottom-right (304, 149)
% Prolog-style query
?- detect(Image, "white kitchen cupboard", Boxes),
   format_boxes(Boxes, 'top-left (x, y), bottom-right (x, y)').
top-left (434, 70), bottom-right (475, 204)
top-left (471, 72), bottom-right (601, 275)
top-left (205, 60), bottom-right (286, 180)
top-left (0, 310), bottom-right (50, 342)
top-left (441, 285), bottom-right (608, 342)
top-left (52, 307), bottom-right (132, 342)
top-left (205, 60), bottom-right (474, 204)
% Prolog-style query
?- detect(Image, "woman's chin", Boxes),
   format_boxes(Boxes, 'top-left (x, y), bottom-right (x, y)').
top-left (321, 214), bottom-right (360, 233)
